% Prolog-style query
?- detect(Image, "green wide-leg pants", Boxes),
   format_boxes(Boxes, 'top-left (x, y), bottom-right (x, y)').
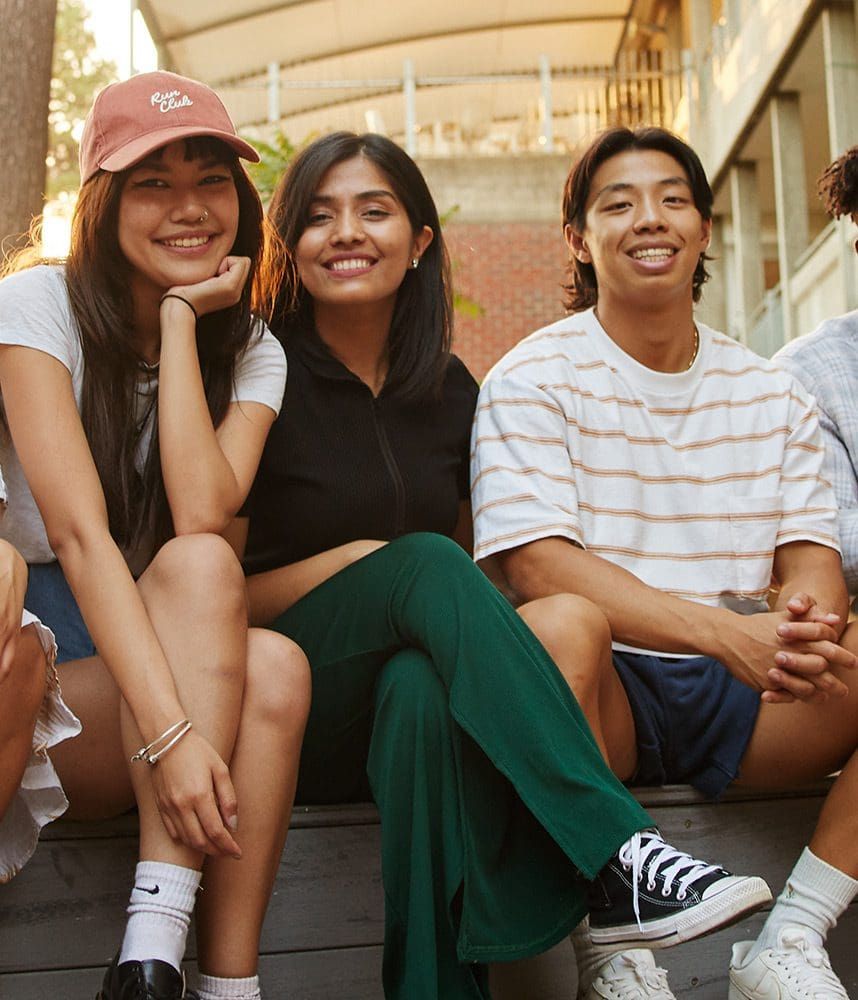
top-left (269, 533), bottom-right (651, 999)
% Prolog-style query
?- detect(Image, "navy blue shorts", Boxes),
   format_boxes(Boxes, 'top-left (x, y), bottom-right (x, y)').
top-left (25, 562), bottom-right (96, 664)
top-left (612, 651), bottom-right (761, 800)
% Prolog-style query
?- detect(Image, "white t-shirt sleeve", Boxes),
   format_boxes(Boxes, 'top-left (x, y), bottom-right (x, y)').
top-left (471, 368), bottom-right (583, 563)
top-left (776, 384), bottom-right (840, 553)
top-left (0, 266), bottom-right (79, 374)
top-left (231, 321), bottom-right (287, 416)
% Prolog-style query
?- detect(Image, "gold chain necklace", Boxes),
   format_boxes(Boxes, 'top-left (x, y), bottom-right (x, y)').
top-left (685, 325), bottom-right (700, 370)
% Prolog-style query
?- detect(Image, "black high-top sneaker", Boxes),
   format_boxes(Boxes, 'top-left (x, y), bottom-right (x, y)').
top-left (588, 829), bottom-right (772, 949)
top-left (96, 954), bottom-right (199, 999)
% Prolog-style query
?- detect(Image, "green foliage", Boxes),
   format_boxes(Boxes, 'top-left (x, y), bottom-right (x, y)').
top-left (49, 0), bottom-right (117, 196)
top-left (244, 131), bottom-right (303, 205)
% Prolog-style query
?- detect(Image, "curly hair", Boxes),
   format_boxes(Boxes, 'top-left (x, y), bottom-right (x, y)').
top-left (818, 146), bottom-right (858, 219)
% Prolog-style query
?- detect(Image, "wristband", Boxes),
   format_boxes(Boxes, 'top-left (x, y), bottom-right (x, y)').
top-left (159, 293), bottom-right (198, 321)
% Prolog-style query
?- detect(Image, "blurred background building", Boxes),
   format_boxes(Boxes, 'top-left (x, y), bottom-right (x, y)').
top-left (87, 1), bottom-right (858, 374)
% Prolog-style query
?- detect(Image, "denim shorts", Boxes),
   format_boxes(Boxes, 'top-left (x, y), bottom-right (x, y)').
top-left (24, 561), bottom-right (96, 664)
top-left (612, 651), bottom-right (761, 800)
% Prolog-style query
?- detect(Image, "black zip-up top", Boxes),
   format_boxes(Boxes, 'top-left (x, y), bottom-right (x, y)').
top-left (243, 328), bottom-right (479, 574)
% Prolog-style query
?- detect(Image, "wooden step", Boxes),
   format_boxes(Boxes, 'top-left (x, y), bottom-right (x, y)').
top-left (1, 784), bottom-right (855, 999)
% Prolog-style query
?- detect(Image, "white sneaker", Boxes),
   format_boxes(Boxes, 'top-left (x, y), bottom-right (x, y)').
top-left (582, 949), bottom-right (676, 999)
top-left (728, 926), bottom-right (849, 999)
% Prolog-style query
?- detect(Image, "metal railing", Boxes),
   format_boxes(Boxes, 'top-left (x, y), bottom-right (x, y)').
top-left (235, 50), bottom-right (687, 156)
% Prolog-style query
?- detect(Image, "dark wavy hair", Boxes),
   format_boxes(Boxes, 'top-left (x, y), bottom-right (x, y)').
top-left (268, 131), bottom-right (452, 400)
top-left (818, 146), bottom-right (858, 219)
top-left (47, 137), bottom-right (280, 553)
top-left (561, 126), bottom-right (714, 312)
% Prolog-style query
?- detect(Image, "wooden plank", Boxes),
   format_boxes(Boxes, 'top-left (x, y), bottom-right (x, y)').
top-left (0, 823), bottom-right (385, 974)
top-left (0, 945), bottom-right (384, 1000)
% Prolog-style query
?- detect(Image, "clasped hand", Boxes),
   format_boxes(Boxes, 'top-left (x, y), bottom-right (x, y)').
top-left (734, 592), bottom-right (856, 704)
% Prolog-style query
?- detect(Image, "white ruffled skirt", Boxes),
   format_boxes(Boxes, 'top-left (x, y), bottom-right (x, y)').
top-left (0, 609), bottom-right (82, 883)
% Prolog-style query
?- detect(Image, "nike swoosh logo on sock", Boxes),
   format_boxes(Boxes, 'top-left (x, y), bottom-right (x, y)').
top-left (134, 884), bottom-right (160, 895)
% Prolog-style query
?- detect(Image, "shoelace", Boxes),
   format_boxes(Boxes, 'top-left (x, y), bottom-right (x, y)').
top-left (600, 953), bottom-right (672, 998)
top-left (772, 929), bottom-right (848, 998)
top-left (619, 830), bottom-right (720, 930)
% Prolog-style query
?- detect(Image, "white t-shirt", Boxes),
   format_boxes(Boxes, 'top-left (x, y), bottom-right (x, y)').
top-left (472, 309), bottom-right (839, 647)
top-left (0, 264), bottom-right (287, 566)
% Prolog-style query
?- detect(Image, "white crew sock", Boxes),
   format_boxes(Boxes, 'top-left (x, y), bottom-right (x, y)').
top-left (570, 918), bottom-right (628, 995)
top-left (197, 973), bottom-right (262, 999)
top-left (742, 847), bottom-right (858, 964)
top-left (118, 861), bottom-right (201, 972)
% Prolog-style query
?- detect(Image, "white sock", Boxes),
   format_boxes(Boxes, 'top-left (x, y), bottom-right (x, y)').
top-left (197, 973), bottom-right (261, 999)
top-left (570, 918), bottom-right (627, 995)
top-left (744, 847), bottom-right (858, 963)
top-left (118, 861), bottom-right (201, 971)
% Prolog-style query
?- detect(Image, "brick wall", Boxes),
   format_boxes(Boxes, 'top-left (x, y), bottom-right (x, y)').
top-left (445, 221), bottom-right (569, 381)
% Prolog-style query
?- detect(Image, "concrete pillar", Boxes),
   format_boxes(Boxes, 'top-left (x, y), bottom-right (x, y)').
top-left (770, 92), bottom-right (808, 344)
top-left (538, 54), bottom-right (554, 152)
top-left (729, 162), bottom-right (766, 343)
top-left (267, 62), bottom-right (281, 124)
top-left (682, 0), bottom-right (711, 145)
top-left (403, 59), bottom-right (416, 157)
top-left (823, 3), bottom-right (858, 309)
top-left (699, 213), bottom-right (727, 334)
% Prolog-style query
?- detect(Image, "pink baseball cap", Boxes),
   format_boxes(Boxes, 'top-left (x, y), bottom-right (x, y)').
top-left (79, 70), bottom-right (259, 184)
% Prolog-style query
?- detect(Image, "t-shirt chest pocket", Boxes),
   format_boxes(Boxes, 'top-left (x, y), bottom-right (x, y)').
top-left (727, 493), bottom-right (784, 594)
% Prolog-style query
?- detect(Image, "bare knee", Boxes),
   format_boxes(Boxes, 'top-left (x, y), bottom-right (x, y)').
top-left (519, 593), bottom-right (612, 695)
top-left (142, 533), bottom-right (246, 615)
top-left (243, 629), bottom-right (311, 732)
top-left (0, 625), bottom-right (47, 732)
top-left (520, 593), bottom-right (611, 660)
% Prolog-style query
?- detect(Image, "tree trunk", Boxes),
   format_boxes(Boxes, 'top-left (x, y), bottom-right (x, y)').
top-left (0, 0), bottom-right (57, 256)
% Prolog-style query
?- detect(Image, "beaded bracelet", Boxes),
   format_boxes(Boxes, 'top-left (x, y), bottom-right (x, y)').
top-left (131, 718), bottom-right (193, 766)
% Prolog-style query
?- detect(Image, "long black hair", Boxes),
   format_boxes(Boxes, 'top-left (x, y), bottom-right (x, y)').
top-left (562, 126), bottom-right (714, 312)
top-left (63, 137), bottom-right (278, 552)
top-left (268, 132), bottom-right (452, 400)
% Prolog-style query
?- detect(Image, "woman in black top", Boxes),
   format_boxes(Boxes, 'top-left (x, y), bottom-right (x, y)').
top-left (237, 134), bottom-right (705, 1000)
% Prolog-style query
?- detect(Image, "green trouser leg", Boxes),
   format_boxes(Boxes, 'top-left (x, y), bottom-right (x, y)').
top-left (369, 650), bottom-right (490, 1000)
top-left (271, 533), bottom-right (652, 992)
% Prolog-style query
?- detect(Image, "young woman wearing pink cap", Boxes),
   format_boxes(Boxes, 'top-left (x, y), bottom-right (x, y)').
top-left (0, 71), bottom-right (309, 1000)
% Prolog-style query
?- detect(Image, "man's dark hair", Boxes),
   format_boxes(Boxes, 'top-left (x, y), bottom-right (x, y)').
top-left (818, 146), bottom-right (858, 219)
top-left (561, 126), bottom-right (714, 313)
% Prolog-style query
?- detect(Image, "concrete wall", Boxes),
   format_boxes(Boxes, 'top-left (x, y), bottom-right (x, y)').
top-left (692, 0), bottom-right (817, 185)
top-left (417, 153), bottom-right (571, 224)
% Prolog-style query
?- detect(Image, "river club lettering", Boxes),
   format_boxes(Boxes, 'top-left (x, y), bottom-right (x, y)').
top-left (150, 90), bottom-right (194, 114)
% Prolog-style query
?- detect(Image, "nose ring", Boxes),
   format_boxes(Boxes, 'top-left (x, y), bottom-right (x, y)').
top-left (198, 210), bottom-right (209, 223)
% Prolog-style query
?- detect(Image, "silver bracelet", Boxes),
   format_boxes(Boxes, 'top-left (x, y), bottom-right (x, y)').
top-left (131, 718), bottom-right (192, 766)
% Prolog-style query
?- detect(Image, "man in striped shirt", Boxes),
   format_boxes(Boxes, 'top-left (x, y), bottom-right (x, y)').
top-left (471, 127), bottom-right (858, 1000)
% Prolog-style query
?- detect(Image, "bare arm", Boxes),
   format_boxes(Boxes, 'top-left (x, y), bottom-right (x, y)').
top-left (158, 257), bottom-right (276, 535)
top-left (227, 518), bottom-right (385, 625)
top-left (501, 536), bottom-right (856, 701)
top-left (0, 345), bottom-right (186, 743)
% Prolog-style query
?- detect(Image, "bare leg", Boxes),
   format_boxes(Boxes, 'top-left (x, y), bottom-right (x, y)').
top-left (125, 533), bottom-right (249, 870)
top-left (736, 626), bottom-right (858, 875)
top-left (51, 535), bottom-right (308, 976)
top-left (51, 654), bottom-right (132, 820)
top-left (0, 625), bottom-right (47, 818)
top-left (518, 593), bottom-right (638, 779)
top-left (195, 628), bottom-right (310, 977)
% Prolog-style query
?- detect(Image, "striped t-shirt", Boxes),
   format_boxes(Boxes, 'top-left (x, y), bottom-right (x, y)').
top-left (471, 308), bottom-right (839, 617)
